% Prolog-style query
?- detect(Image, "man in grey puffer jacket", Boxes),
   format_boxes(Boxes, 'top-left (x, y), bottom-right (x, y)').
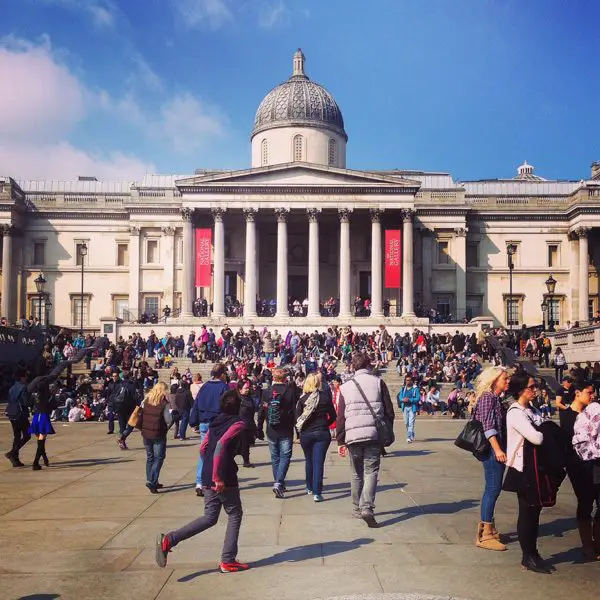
top-left (337, 353), bottom-right (394, 527)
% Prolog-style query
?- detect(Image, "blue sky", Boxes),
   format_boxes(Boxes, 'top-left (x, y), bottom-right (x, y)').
top-left (0, 0), bottom-right (598, 181)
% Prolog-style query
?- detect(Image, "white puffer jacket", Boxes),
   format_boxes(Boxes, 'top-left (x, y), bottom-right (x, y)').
top-left (340, 369), bottom-right (383, 445)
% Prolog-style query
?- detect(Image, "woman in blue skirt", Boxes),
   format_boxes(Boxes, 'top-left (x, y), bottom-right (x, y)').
top-left (28, 381), bottom-right (57, 470)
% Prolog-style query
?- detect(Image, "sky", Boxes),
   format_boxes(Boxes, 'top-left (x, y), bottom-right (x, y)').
top-left (0, 0), bottom-right (599, 182)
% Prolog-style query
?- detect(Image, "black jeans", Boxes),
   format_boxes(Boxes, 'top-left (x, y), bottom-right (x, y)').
top-left (567, 462), bottom-right (600, 521)
top-left (10, 415), bottom-right (31, 458)
top-left (117, 412), bottom-right (134, 439)
top-left (169, 487), bottom-right (243, 563)
top-left (517, 492), bottom-right (542, 557)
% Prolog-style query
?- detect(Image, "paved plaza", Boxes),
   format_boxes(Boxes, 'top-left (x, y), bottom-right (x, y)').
top-left (0, 419), bottom-right (598, 600)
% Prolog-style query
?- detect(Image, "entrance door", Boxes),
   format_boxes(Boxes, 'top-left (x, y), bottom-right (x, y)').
top-left (289, 275), bottom-right (307, 303)
top-left (359, 271), bottom-right (371, 299)
top-left (224, 271), bottom-right (238, 302)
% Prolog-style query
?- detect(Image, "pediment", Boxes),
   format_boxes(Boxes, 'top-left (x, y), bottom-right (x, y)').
top-left (176, 163), bottom-right (421, 189)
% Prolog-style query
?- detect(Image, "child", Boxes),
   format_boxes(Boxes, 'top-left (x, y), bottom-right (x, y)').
top-left (155, 389), bottom-right (249, 573)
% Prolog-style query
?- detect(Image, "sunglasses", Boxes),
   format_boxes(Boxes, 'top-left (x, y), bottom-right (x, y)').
top-left (526, 384), bottom-right (538, 391)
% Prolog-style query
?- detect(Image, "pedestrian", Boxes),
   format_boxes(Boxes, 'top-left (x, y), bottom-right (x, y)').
top-left (238, 380), bottom-right (257, 468)
top-left (175, 381), bottom-right (194, 441)
top-left (167, 383), bottom-right (180, 439)
top-left (472, 366), bottom-right (511, 551)
top-left (296, 371), bottom-right (336, 502)
top-left (155, 389), bottom-right (249, 574)
top-left (336, 353), bottom-right (395, 528)
top-left (560, 381), bottom-right (600, 561)
top-left (139, 382), bottom-right (172, 493)
top-left (4, 369), bottom-right (31, 467)
top-left (189, 364), bottom-right (229, 497)
top-left (397, 375), bottom-right (419, 443)
top-left (553, 347), bottom-right (567, 382)
top-left (259, 368), bottom-right (298, 499)
top-left (501, 372), bottom-right (548, 573)
top-left (29, 381), bottom-right (57, 470)
top-left (115, 372), bottom-right (137, 450)
top-left (105, 371), bottom-right (121, 435)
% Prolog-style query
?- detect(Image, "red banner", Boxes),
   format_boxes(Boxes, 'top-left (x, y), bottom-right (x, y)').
top-left (385, 229), bottom-right (402, 288)
top-left (195, 228), bottom-right (212, 287)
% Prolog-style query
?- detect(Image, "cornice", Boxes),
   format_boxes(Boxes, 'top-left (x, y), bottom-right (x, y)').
top-left (416, 208), bottom-right (471, 217)
top-left (179, 185), bottom-right (418, 195)
top-left (127, 207), bottom-right (181, 215)
top-left (30, 211), bottom-right (129, 220)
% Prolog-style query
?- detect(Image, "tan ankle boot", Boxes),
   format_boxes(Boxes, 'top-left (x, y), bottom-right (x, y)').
top-left (491, 519), bottom-right (502, 542)
top-left (477, 521), bottom-right (506, 551)
top-left (475, 521), bottom-right (484, 545)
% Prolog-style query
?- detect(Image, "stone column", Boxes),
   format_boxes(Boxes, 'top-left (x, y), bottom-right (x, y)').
top-left (370, 209), bottom-right (383, 318)
top-left (577, 227), bottom-right (590, 322)
top-left (1, 225), bottom-right (14, 321)
top-left (180, 208), bottom-right (195, 317)
top-left (454, 227), bottom-right (467, 321)
top-left (243, 208), bottom-right (258, 318)
top-left (421, 228), bottom-right (433, 311)
top-left (275, 208), bottom-right (289, 317)
top-left (128, 226), bottom-right (141, 319)
top-left (161, 226), bottom-right (176, 312)
top-left (338, 208), bottom-right (352, 318)
top-left (212, 208), bottom-right (226, 318)
top-left (402, 209), bottom-right (416, 317)
top-left (307, 208), bottom-right (321, 318)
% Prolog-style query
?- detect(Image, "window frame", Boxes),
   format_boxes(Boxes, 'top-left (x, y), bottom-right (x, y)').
top-left (32, 240), bottom-right (46, 266)
top-left (116, 241), bottom-right (129, 267)
top-left (74, 240), bottom-right (89, 266)
top-left (328, 138), bottom-right (336, 166)
top-left (436, 240), bottom-right (450, 265)
top-left (70, 294), bottom-right (91, 328)
top-left (293, 134), bottom-right (304, 162)
top-left (466, 242), bottom-right (479, 268)
top-left (145, 238), bottom-right (160, 265)
top-left (547, 242), bottom-right (560, 269)
top-left (261, 138), bottom-right (268, 166)
top-left (142, 294), bottom-right (160, 316)
top-left (503, 293), bottom-right (524, 327)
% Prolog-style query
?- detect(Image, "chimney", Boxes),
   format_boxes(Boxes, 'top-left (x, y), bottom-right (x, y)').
top-left (592, 162), bottom-right (600, 180)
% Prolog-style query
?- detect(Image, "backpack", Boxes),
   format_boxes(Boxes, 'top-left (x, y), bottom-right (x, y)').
top-left (267, 388), bottom-right (282, 427)
top-left (113, 385), bottom-right (129, 411)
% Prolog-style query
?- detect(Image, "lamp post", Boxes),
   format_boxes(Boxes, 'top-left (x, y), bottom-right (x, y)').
top-left (34, 273), bottom-right (46, 325)
top-left (79, 243), bottom-right (88, 336)
top-left (545, 273), bottom-right (557, 333)
top-left (541, 300), bottom-right (548, 332)
top-left (507, 244), bottom-right (517, 331)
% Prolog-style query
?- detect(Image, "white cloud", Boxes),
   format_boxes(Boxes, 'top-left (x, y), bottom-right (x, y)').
top-left (129, 53), bottom-right (163, 91)
top-left (173, 0), bottom-right (233, 29)
top-left (37, 0), bottom-right (118, 27)
top-left (258, 1), bottom-right (289, 28)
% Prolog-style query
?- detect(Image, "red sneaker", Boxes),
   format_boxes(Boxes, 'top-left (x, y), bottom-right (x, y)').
top-left (219, 560), bottom-right (250, 573)
top-left (155, 533), bottom-right (172, 568)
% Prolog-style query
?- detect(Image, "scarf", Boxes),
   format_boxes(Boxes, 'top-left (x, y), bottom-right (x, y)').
top-left (296, 390), bottom-right (320, 432)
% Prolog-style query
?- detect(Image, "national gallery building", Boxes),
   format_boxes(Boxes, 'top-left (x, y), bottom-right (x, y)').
top-left (1, 50), bottom-right (599, 331)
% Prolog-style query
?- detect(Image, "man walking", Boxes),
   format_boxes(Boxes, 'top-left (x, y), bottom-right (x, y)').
top-left (397, 375), bottom-right (420, 443)
top-left (114, 372), bottom-right (138, 450)
top-left (189, 364), bottom-right (229, 497)
top-left (4, 369), bottom-right (31, 467)
top-left (337, 354), bottom-right (395, 527)
top-left (258, 368), bottom-right (298, 498)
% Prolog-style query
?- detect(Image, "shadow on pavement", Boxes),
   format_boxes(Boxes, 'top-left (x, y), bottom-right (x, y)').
top-left (48, 458), bottom-right (134, 467)
top-left (384, 450), bottom-right (434, 458)
top-left (177, 537), bottom-right (375, 582)
top-left (377, 499), bottom-right (479, 527)
top-left (18, 595), bottom-right (61, 599)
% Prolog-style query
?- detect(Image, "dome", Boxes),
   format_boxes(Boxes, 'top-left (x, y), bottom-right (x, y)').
top-left (252, 49), bottom-right (347, 140)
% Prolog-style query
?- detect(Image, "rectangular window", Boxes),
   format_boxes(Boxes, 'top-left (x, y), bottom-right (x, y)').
top-left (71, 297), bottom-right (89, 328)
top-left (146, 239), bottom-right (158, 264)
top-left (435, 295), bottom-right (452, 318)
top-left (547, 244), bottom-right (559, 268)
top-left (506, 298), bottom-right (519, 326)
top-left (33, 242), bottom-right (45, 266)
top-left (466, 243), bottom-right (479, 268)
top-left (75, 242), bottom-right (88, 266)
top-left (588, 298), bottom-right (595, 322)
top-left (547, 298), bottom-right (561, 327)
top-left (466, 295), bottom-right (483, 320)
top-left (437, 241), bottom-right (450, 265)
top-left (114, 296), bottom-right (129, 319)
top-left (30, 298), bottom-right (47, 325)
top-left (144, 296), bottom-right (159, 315)
top-left (117, 243), bottom-right (129, 267)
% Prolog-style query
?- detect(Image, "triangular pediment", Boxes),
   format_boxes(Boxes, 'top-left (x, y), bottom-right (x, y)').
top-left (175, 162), bottom-right (421, 189)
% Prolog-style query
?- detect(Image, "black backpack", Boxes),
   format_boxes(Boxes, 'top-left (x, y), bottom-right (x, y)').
top-left (113, 385), bottom-right (129, 411)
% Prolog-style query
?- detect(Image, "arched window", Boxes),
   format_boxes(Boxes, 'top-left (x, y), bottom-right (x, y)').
top-left (328, 138), bottom-right (336, 166)
top-left (261, 139), bottom-right (268, 166)
top-left (293, 134), bottom-right (303, 162)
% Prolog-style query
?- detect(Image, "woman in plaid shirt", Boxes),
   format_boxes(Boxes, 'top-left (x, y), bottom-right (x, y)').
top-left (472, 366), bottom-right (511, 551)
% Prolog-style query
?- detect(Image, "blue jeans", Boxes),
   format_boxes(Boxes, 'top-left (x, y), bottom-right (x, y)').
top-left (481, 451), bottom-right (505, 522)
top-left (300, 429), bottom-right (331, 495)
top-left (195, 422), bottom-right (210, 487)
top-left (179, 410), bottom-right (190, 439)
top-left (267, 436), bottom-right (293, 486)
top-left (402, 407), bottom-right (416, 440)
top-left (144, 436), bottom-right (166, 487)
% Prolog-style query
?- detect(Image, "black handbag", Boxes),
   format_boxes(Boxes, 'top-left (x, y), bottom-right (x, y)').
top-left (454, 418), bottom-right (490, 460)
top-left (351, 379), bottom-right (395, 448)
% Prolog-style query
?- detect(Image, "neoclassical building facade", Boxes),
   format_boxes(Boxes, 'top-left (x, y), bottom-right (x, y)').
top-left (1, 50), bottom-right (600, 330)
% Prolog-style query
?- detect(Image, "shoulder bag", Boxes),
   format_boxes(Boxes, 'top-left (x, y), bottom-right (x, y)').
top-left (454, 401), bottom-right (490, 460)
top-left (351, 379), bottom-right (394, 447)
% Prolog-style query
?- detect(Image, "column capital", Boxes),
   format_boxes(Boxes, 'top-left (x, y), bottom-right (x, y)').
top-left (128, 225), bottom-right (141, 236)
top-left (180, 208), bottom-right (194, 222)
top-left (161, 226), bottom-right (175, 236)
top-left (307, 207), bottom-right (321, 223)
top-left (401, 208), bottom-right (416, 222)
top-left (211, 207), bottom-right (226, 222)
top-left (0, 224), bottom-right (16, 236)
top-left (575, 226), bottom-right (591, 239)
top-left (274, 207), bottom-right (290, 223)
top-left (454, 227), bottom-right (468, 238)
top-left (369, 208), bottom-right (383, 223)
top-left (243, 207), bottom-right (258, 222)
top-left (338, 208), bottom-right (353, 223)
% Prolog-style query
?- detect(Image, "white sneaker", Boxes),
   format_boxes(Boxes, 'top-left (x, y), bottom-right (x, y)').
top-left (407, 438), bottom-right (412, 444)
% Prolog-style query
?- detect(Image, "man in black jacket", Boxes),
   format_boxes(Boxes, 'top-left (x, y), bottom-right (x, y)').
top-left (175, 381), bottom-right (194, 441)
top-left (114, 372), bottom-right (138, 450)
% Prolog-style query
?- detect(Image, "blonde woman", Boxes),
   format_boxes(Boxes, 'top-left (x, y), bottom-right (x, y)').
top-left (296, 372), bottom-right (336, 502)
top-left (140, 382), bottom-right (173, 493)
top-left (472, 366), bottom-right (511, 551)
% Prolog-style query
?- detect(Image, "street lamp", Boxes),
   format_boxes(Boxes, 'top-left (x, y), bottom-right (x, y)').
top-left (507, 244), bottom-right (517, 331)
top-left (545, 273), bottom-right (557, 333)
top-left (34, 273), bottom-right (46, 325)
top-left (79, 243), bottom-right (88, 335)
top-left (541, 300), bottom-right (548, 331)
